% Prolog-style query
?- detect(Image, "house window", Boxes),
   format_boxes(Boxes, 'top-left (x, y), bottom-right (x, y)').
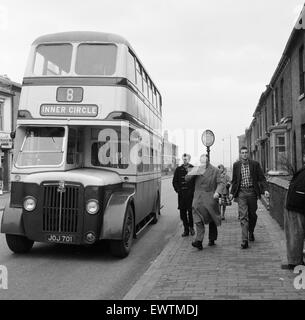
top-left (280, 78), bottom-right (284, 119)
top-left (275, 134), bottom-right (286, 171)
top-left (271, 91), bottom-right (275, 125)
top-left (259, 114), bottom-right (263, 137)
top-left (264, 105), bottom-right (268, 132)
top-left (256, 116), bottom-right (260, 138)
top-left (274, 87), bottom-right (279, 124)
top-left (299, 45), bottom-right (304, 95)
top-left (266, 140), bottom-right (270, 172)
top-left (0, 102), bottom-right (3, 131)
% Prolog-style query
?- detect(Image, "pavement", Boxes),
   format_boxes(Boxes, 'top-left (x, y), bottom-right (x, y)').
top-left (124, 200), bottom-right (305, 300)
top-left (1, 189), bottom-right (304, 300)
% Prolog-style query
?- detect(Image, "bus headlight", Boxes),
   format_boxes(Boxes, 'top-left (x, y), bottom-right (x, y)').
top-left (86, 200), bottom-right (99, 215)
top-left (23, 196), bottom-right (37, 212)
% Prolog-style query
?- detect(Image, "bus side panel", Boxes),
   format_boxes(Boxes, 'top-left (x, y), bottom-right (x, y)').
top-left (133, 177), bottom-right (159, 225)
top-left (157, 175), bottom-right (161, 205)
top-left (133, 182), bottom-right (143, 225)
top-left (151, 178), bottom-right (158, 210)
top-left (154, 175), bottom-right (161, 210)
top-left (1, 205), bottom-right (25, 236)
top-left (100, 190), bottom-right (135, 240)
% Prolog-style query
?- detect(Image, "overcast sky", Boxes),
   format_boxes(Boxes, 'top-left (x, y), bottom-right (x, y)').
top-left (0, 0), bottom-right (304, 167)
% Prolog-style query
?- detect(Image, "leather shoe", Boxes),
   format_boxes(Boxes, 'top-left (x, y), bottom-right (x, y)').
top-left (249, 232), bottom-right (255, 241)
top-left (192, 241), bottom-right (203, 250)
top-left (181, 231), bottom-right (189, 237)
top-left (190, 228), bottom-right (195, 236)
top-left (241, 241), bottom-right (248, 249)
top-left (281, 264), bottom-right (297, 270)
top-left (208, 240), bottom-right (215, 246)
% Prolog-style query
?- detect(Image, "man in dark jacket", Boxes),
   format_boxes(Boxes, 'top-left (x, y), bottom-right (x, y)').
top-left (281, 165), bottom-right (305, 270)
top-left (230, 146), bottom-right (269, 249)
top-left (172, 153), bottom-right (195, 236)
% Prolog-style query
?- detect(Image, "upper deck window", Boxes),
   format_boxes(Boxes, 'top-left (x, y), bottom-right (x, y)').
top-left (75, 44), bottom-right (117, 75)
top-left (33, 44), bottom-right (72, 76)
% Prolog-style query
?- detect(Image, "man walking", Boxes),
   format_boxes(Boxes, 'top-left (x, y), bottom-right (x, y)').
top-left (172, 153), bottom-right (195, 237)
top-left (230, 146), bottom-right (269, 249)
top-left (185, 154), bottom-right (223, 250)
top-left (281, 164), bottom-right (305, 270)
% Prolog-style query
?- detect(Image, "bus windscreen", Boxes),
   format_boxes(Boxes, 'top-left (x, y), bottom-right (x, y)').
top-left (16, 127), bottom-right (65, 167)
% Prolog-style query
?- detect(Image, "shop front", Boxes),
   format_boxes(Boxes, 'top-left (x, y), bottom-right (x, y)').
top-left (0, 132), bottom-right (13, 192)
top-left (0, 75), bottom-right (21, 192)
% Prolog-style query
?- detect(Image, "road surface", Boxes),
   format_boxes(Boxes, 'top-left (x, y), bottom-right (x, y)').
top-left (0, 177), bottom-right (179, 300)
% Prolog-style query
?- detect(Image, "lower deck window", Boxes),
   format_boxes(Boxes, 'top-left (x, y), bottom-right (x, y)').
top-left (91, 142), bottom-right (128, 169)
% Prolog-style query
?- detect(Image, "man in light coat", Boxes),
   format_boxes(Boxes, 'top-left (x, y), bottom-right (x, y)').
top-left (186, 154), bottom-right (224, 250)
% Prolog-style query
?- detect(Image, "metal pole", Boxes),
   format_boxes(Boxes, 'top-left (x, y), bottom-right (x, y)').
top-left (207, 146), bottom-right (210, 165)
top-left (222, 138), bottom-right (225, 165)
top-left (229, 135), bottom-right (232, 169)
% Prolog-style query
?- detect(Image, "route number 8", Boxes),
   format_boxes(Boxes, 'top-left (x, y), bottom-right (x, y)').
top-left (67, 88), bottom-right (74, 101)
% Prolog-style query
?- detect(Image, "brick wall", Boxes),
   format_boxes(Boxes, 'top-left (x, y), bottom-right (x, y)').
top-left (268, 177), bottom-right (290, 229)
top-left (290, 32), bottom-right (305, 171)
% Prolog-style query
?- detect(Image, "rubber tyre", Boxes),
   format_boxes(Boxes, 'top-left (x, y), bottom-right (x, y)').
top-left (5, 234), bottom-right (34, 253)
top-left (151, 195), bottom-right (160, 225)
top-left (110, 204), bottom-right (134, 258)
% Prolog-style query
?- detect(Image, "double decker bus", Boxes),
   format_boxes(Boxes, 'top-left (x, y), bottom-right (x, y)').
top-left (1, 31), bottom-right (162, 258)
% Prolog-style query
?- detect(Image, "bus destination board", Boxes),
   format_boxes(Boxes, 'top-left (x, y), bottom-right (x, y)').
top-left (40, 104), bottom-right (98, 117)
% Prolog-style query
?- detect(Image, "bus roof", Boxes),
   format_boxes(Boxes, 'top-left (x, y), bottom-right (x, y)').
top-left (32, 31), bottom-right (132, 47)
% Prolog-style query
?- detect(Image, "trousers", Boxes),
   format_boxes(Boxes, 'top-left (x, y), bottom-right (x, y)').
top-left (237, 189), bottom-right (258, 241)
top-left (194, 221), bottom-right (218, 242)
top-left (180, 208), bottom-right (194, 231)
top-left (284, 209), bottom-right (305, 265)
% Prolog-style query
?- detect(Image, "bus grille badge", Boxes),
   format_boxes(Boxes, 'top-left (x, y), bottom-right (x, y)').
top-left (57, 181), bottom-right (66, 193)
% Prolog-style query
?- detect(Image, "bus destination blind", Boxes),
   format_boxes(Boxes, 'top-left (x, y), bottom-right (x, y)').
top-left (40, 104), bottom-right (98, 117)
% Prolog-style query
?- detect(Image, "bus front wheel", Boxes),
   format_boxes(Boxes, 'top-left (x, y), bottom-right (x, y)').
top-left (110, 204), bottom-right (134, 258)
top-left (5, 234), bottom-right (34, 253)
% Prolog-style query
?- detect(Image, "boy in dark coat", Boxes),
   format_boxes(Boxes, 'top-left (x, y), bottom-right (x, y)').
top-left (172, 153), bottom-right (195, 236)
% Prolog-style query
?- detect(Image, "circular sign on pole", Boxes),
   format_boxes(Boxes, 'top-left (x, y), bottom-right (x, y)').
top-left (201, 130), bottom-right (215, 147)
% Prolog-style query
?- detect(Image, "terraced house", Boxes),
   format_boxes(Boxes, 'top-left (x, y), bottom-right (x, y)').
top-left (241, 20), bottom-right (305, 227)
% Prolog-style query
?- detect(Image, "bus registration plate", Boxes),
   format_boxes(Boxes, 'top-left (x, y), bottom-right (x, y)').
top-left (46, 234), bottom-right (75, 243)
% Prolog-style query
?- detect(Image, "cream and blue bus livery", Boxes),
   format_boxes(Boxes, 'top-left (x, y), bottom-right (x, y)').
top-left (1, 32), bottom-right (162, 258)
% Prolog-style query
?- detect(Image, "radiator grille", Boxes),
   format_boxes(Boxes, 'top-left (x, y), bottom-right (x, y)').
top-left (42, 184), bottom-right (80, 233)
